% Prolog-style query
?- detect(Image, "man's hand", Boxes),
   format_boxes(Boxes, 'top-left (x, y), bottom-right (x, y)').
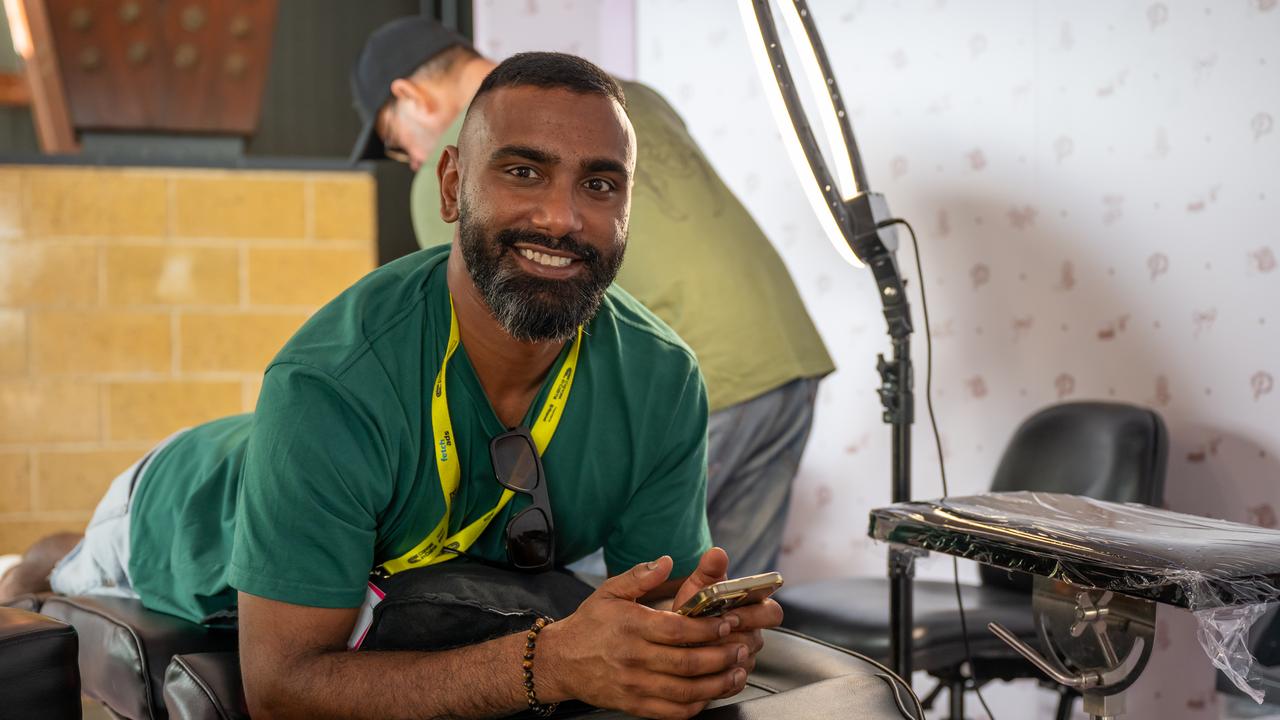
top-left (670, 546), bottom-right (729, 610)
top-left (538, 555), bottom-right (750, 719)
top-left (671, 548), bottom-right (784, 684)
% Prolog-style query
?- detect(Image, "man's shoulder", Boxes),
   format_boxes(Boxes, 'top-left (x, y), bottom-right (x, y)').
top-left (596, 283), bottom-right (698, 370)
top-left (412, 117), bottom-right (464, 251)
top-left (618, 81), bottom-right (684, 126)
top-left (617, 80), bottom-right (662, 104)
top-left (270, 246), bottom-right (448, 377)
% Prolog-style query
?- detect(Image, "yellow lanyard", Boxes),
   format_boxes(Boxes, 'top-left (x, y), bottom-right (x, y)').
top-left (376, 297), bottom-right (582, 577)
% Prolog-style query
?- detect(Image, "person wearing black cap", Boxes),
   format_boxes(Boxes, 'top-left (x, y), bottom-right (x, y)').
top-left (351, 16), bottom-right (834, 580)
top-left (349, 16), bottom-right (482, 170)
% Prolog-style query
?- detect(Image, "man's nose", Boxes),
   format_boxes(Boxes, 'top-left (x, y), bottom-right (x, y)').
top-left (530, 180), bottom-right (584, 239)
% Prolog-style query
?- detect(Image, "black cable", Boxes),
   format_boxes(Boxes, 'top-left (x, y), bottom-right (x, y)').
top-left (776, 627), bottom-right (926, 719)
top-left (874, 672), bottom-right (927, 720)
top-left (877, 217), bottom-right (997, 720)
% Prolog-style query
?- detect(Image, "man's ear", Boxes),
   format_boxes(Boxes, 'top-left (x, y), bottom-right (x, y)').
top-left (389, 78), bottom-right (433, 114)
top-left (391, 77), bottom-right (445, 122)
top-left (438, 145), bottom-right (461, 224)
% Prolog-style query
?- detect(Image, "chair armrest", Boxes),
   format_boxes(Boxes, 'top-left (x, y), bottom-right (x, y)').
top-left (750, 626), bottom-right (903, 693)
top-left (698, 675), bottom-right (920, 719)
top-left (0, 606), bottom-right (81, 720)
top-left (164, 652), bottom-right (249, 720)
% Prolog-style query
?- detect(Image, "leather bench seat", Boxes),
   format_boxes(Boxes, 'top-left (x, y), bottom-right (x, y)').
top-left (159, 626), bottom-right (918, 719)
top-left (0, 605), bottom-right (81, 720)
top-left (695, 675), bottom-right (918, 720)
top-left (26, 594), bottom-right (918, 719)
top-left (40, 594), bottom-right (237, 720)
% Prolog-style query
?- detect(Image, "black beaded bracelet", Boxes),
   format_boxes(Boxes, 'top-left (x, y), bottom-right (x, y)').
top-left (522, 616), bottom-right (558, 717)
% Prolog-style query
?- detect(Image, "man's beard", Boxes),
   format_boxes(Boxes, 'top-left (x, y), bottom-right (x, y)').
top-left (458, 204), bottom-right (625, 343)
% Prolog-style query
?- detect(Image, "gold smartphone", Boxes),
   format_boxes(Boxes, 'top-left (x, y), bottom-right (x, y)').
top-left (675, 572), bottom-right (784, 618)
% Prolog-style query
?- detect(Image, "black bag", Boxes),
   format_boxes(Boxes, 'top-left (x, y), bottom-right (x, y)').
top-left (358, 561), bottom-right (595, 652)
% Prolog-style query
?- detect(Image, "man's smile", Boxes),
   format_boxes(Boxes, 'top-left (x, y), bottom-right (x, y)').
top-left (510, 243), bottom-right (585, 279)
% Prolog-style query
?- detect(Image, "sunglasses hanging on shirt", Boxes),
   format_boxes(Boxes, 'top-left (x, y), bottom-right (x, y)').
top-left (489, 426), bottom-right (556, 572)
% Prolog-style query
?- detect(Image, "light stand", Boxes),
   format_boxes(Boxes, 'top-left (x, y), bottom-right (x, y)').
top-left (739, 0), bottom-right (917, 683)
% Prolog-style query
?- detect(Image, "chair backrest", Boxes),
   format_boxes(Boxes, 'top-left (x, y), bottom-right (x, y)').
top-left (978, 401), bottom-right (1168, 592)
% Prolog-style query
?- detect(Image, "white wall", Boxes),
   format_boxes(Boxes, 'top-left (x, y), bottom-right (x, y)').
top-left (475, 1), bottom-right (1280, 717)
top-left (634, 1), bottom-right (1279, 718)
top-left (473, 0), bottom-right (635, 77)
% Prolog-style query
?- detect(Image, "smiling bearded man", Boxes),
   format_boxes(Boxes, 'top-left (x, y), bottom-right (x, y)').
top-left (458, 201), bottom-right (624, 344)
top-left (2, 52), bottom-right (783, 720)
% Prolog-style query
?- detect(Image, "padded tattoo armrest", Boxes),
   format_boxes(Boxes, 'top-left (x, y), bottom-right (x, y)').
top-left (41, 595), bottom-right (236, 720)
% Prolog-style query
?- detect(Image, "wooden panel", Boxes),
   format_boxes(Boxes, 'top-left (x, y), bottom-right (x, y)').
top-left (155, 0), bottom-right (277, 133)
top-left (16, 0), bottom-right (77, 151)
top-left (46, 0), bottom-right (163, 128)
top-left (0, 72), bottom-right (31, 106)
top-left (45, 0), bottom-right (277, 134)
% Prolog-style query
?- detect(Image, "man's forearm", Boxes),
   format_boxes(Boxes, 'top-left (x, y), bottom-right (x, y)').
top-left (250, 632), bottom-right (533, 720)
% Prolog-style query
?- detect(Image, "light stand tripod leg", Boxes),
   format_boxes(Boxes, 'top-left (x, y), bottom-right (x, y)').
top-left (888, 544), bottom-right (915, 682)
top-left (946, 676), bottom-right (966, 720)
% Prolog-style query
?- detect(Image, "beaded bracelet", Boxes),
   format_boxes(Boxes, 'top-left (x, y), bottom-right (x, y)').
top-left (522, 616), bottom-right (558, 717)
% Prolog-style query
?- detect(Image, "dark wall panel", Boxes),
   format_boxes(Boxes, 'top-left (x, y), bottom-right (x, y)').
top-left (0, 110), bottom-right (39, 154)
top-left (247, 0), bottom-right (419, 158)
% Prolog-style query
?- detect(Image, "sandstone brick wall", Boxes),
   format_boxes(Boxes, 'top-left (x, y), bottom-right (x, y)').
top-left (0, 165), bottom-right (376, 553)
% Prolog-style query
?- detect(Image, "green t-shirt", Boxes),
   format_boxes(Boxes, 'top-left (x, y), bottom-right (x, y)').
top-left (412, 81), bottom-right (834, 413)
top-left (128, 246), bottom-right (712, 623)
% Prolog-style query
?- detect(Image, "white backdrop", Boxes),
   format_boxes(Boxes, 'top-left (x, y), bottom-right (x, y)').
top-left (477, 1), bottom-right (1280, 717)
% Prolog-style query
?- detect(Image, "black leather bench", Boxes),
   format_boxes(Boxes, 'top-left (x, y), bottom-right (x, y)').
top-left (40, 594), bottom-right (237, 719)
top-left (0, 605), bottom-right (81, 720)
top-left (5, 593), bottom-right (920, 719)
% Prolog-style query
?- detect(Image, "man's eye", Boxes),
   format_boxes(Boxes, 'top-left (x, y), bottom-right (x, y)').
top-left (584, 178), bottom-right (615, 192)
top-left (508, 167), bottom-right (539, 179)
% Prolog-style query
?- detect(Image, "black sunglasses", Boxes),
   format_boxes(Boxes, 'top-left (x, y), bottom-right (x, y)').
top-left (489, 426), bottom-right (555, 572)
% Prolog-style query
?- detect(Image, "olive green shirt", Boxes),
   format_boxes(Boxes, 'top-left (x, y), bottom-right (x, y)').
top-left (412, 81), bottom-right (834, 412)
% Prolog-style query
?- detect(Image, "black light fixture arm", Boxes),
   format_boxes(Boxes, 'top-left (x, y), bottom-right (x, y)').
top-left (747, 0), bottom-right (912, 340)
top-left (747, 0), bottom-right (917, 683)
top-left (786, 0), bottom-right (868, 195)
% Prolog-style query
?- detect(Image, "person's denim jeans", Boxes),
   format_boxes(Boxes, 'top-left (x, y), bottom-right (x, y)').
top-left (48, 429), bottom-right (187, 598)
top-left (570, 377), bottom-right (820, 578)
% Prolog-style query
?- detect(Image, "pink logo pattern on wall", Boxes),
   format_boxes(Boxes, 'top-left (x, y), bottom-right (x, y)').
top-left (636, 0), bottom-right (1278, 715)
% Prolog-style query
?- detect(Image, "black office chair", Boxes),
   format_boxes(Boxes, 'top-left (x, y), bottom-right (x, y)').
top-left (777, 401), bottom-right (1168, 720)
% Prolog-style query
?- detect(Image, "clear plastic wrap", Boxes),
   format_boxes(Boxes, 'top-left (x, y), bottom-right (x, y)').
top-left (869, 491), bottom-right (1280, 703)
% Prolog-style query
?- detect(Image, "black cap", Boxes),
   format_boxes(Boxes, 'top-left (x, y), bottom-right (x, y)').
top-left (349, 16), bottom-right (472, 164)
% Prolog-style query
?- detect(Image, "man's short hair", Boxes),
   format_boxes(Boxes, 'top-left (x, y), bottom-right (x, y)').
top-left (470, 52), bottom-right (626, 112)
top-left (413, 44), bottom-right (480, 82)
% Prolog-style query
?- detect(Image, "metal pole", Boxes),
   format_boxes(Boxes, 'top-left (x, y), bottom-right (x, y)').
top-left (885, 335), bottom-right (914, 682)
top-left (748, 0), bottom-right (918, 685)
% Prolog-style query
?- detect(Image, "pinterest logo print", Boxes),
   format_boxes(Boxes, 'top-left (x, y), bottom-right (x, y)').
top-left (1055, 373), bottom-right (1076, 399)
top-left (1252, 372), bottom-right (1274, 401)
top-left (1148, 253), bottom-right (1169, 281)
top-left (1254, 112), bottom-right (1274, 141)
